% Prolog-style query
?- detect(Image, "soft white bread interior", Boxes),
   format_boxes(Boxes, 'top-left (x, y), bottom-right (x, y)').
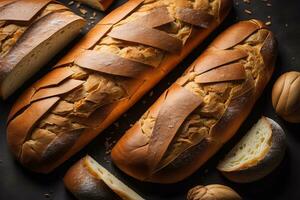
top-left (1, 19), bottom-right (84, 99)
top-left (64, 155), bottom-right (144, 200)
top-left (217, 116), bottom-right (286, 183)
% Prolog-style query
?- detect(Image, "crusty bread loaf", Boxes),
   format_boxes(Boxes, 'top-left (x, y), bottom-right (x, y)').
top-left (75, 0), bottom-right (114, 11)
top-left (217, 116), bottom-right (286, 183)
top-left (0, 0), bottom-right (85, 99)
top-left (111, 19), bottom-right (277, 183)
top-left (7, 0), bottom-right (232, 173)
top-left (272, 71), bottom-right (300, 123)
top-left (64, 155), bottom-right (144, 200)
top-left (187, 184), bottom-right (241, 200)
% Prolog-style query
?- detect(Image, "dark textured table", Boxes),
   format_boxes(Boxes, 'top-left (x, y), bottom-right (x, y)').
top-left (1, 0), bottom-right (300, 199)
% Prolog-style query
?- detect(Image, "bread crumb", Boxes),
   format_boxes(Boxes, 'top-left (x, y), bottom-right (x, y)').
top-left (244, 9), bottom-right (252, 15)
top-left (44, 193), bottom-right (50, 198)
top-left (265, 21), bottom-right (271, 26)
top-left (266, 3), bottom-right (272, 6)
top-left (68, 1), bottom-right (74, 5)
top-left (149, 91), bottom-right (154, 97)
top-left (130, 123), bottom-right (134, 127)
top-left (285, 23), bottom-right (288, 27)
top-left (76, 2), bottom-right (81, 8)
top-left (93, 12), bottom-right (97, 17)
top-left (243, 0), bottom-right (251, 3)
top-left (79, 8), bottom-right (87, 15)
top-left (267, 15), bottom-right (271, 19)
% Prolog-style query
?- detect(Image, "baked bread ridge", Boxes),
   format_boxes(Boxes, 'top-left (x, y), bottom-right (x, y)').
top-left (0, 0), bottom-right (85, 99)
top-left (64, 155), bottom-right (144, 200)
top-left (111, 19), bottom-right (278, 183)
top-left (76, 0), bottom-right (114, 11)
top-left (7, 0), bottom-right (232, 173)
top-left (217, 116), bottom-right (286, 183)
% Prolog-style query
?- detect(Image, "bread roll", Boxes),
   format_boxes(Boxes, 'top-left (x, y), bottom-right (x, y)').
top-left (0, 0), bottom-right (85, 99)
top-left (187, 184), bottom-right (241, 200)
top-left (217, 116), bottom-right (286, 183)
top-left (111, 19), bottom-right (277, 183)
top-left (272, 71), bottom-right (300, 123)
top-left (64, 155), bottom-right (144, 200)
top-left (75, 0), bottom-right (114, 11)
top-left (7, 0), bottom-right (232, 173)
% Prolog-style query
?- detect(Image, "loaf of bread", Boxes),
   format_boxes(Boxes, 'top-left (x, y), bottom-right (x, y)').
top-left (111, 19), bottom-right (277, 183)
top-left (7, 0), bottom-right (232, 173)
top-left (272, 71), bottom-right (300, 123)
top-left (0, 0), bottom-right (85, 99)
top-left (75, 0), bottom-right (114, 11)
top-left (64, 155), bottom-right (144, 200)
top-left (217, 116), bottom-right (286, 183)
top-left (187, 184), bottom-right (241, 200)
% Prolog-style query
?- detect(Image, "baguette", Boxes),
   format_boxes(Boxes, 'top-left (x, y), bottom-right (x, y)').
top-left (75, 0), bottom-right (114, 11)
top-left (111, 19), bottom-right (277, 183)
top-left (64, 155), bottom-right (144, 200)
top-left (0, 0), bottom-right (85, 99)
top-left (7, 0), bottom-right (232, 173)
top-left (217, 116), bottom-right (286, 183)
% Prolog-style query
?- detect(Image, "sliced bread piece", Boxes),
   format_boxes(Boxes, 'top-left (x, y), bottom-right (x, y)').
top-left (0, 1), bottom-right (85, 99)
top-left (217, 116), bottom-right (286, 183)
top-left (64, 155), bottom-right (144, 200)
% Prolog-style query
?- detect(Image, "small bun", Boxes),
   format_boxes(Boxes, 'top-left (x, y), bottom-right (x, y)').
top-left (187, 184), bottom-right (241, 200)
top-left (272, 71), bottom-right (300, 123)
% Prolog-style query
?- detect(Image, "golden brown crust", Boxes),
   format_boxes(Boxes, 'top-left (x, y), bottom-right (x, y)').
top-left (77, 0), bottom-right (115, 11)
top-left (111, 19), bottom-right (277, 183)
top-left (7, 0), bottom-right (232, 173)
top-left (272, 71), bottom-right (300, 123)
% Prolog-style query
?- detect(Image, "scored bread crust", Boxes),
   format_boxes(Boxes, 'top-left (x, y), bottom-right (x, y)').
top-left (111, 19), bottom-right (277, 183)
top-left (7, 0), bottom-right (233, 173)
top-left (217, 117), bottom-right (286, 183)
top-left (76, 0), bottom-right (114, 11)
top-left (0, 0), bottom-right (85, 99)
top-left (64, 155), bottom-right (144, 200)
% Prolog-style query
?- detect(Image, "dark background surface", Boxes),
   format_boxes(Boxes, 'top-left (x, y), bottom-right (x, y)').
top-left (1, 0), bottom-right (300, 199)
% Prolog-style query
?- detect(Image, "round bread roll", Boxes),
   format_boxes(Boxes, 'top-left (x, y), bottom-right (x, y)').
top-left (187, 184), bottom-right (241, 200)
top-left (272, 71), bottom-right (300, 123)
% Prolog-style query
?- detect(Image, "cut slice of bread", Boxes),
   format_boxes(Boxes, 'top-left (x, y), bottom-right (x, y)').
top-left (217, 116), bottom-right (286, 183)
top-left (64, 155), bottom-right (144, 200)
